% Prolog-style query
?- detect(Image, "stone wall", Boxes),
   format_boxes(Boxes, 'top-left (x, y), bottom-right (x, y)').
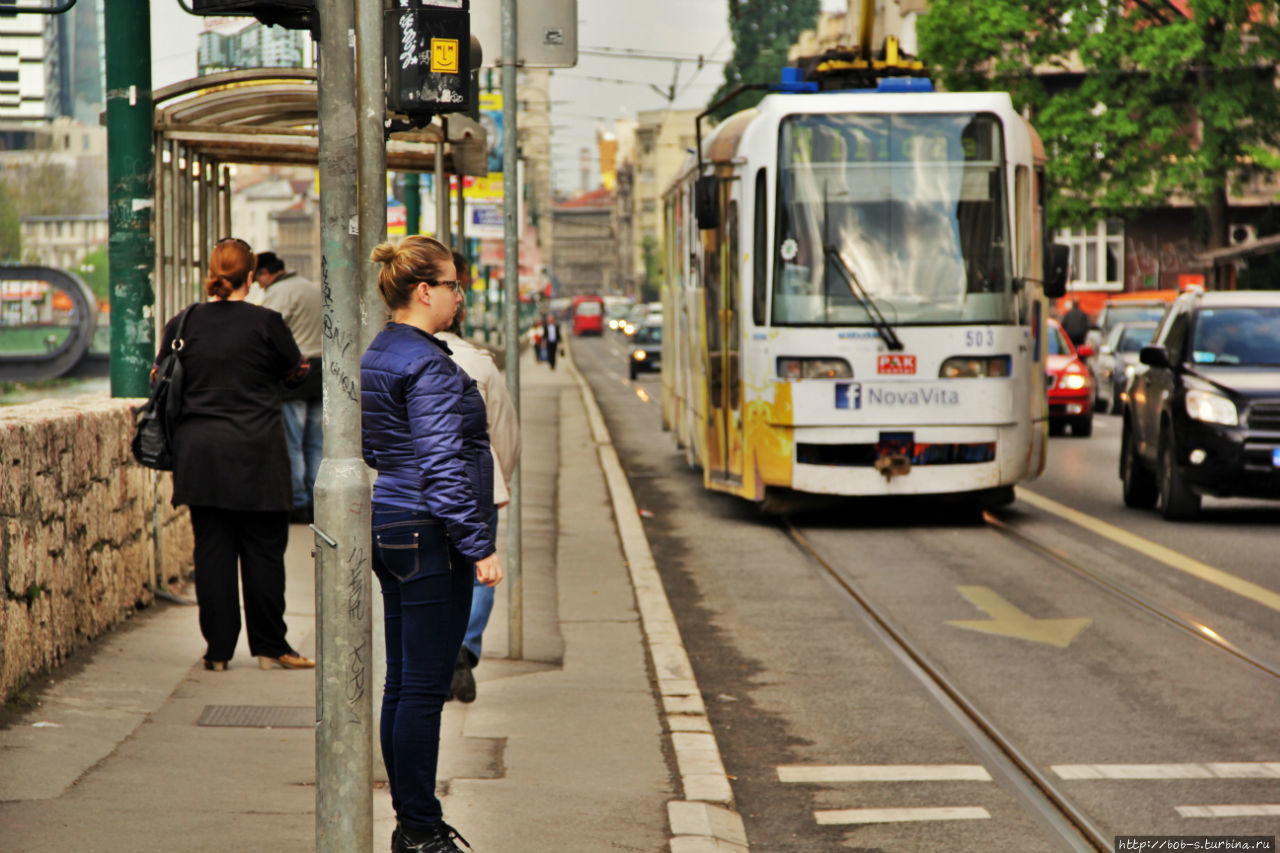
top-left (0, 398), bottom-right (193, 704)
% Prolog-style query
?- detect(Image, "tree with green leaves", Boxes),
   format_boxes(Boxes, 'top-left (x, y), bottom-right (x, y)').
top-left (710, 0), bottom-right (822, 120)
top-left (918, 0), bottom-right (1280, 248)
top-left (0, 181), bottom-right (20, 261)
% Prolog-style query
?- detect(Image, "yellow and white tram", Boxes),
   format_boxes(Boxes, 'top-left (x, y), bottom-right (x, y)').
top-left (660, 80), bottom-right (1068, 509)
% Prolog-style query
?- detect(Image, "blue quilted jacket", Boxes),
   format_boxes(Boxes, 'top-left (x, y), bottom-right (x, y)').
top-left (361, 323), bottom-right (495, 561)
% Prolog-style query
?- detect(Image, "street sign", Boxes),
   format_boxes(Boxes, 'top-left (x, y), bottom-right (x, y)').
top-left (469, 0), bottom-right (577, 68)
top-left (386, 4), bottom-right (474, 115)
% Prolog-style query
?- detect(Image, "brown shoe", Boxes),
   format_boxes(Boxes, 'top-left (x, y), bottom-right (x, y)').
top-left (258, 652), bottom-right (316, 670)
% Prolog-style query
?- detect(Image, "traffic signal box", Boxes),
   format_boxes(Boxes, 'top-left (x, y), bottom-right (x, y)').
top-left (186, 0), bottom-right (474, 118)
top-left (385, 3), bottom-right (474, 118)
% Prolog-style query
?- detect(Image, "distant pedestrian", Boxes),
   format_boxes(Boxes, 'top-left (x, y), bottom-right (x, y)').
top-left (155, 237), bottom-right (315, 673)
top-left (440, 251), bottom-right (521, 703)
top-left (543, 313), bottom-right (559, 370)
top-left (1062, 299), bottom-right (1092, 348)
top-left (362, 235), bottom-right (502, 853)
top-left (254, 251), bottom-right (323, 525)
top-left (532, 319), bottom-right (545, 362)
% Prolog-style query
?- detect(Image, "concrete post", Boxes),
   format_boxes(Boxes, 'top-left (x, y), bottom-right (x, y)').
top-left (355, 0), bottom-right (389, 790)
top-left (314, 1), bottom-right (374, 850)
top-left (501, 0), bottom-right (523, 659)
top-left (104, 0), bottom-right (153, 398)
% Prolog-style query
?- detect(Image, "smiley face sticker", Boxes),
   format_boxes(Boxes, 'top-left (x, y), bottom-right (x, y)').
top-left (430, 38), bottom-right (460, 74)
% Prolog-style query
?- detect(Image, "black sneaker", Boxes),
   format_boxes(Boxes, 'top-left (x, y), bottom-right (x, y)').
top-left (393, 822), bottom-right (471, 852)
top-left (449, 650), bottom-right (476, 703)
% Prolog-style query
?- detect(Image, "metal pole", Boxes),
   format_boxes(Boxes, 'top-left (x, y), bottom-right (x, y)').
top-left (404, 172), bottom-right (421, 235)
top-left (104, 0), bottom-right (153, 397)
top-left (314, 2), bottom-right (373, 851)
top-left (455, 167), bottom-right (466, 248)
top-left (501, 0), bottom-right (523, 659)
top-left (355, 0), bottom-right (388, 798)
top-left (436, 138), bottom-right (450, 244)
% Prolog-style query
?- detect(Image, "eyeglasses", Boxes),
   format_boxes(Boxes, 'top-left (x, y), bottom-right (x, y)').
top-left (424, 279), bottom-right (465, 295)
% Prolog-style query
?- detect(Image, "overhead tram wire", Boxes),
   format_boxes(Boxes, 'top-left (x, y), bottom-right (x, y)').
top-left (578, 47), bottom-right (730, 65)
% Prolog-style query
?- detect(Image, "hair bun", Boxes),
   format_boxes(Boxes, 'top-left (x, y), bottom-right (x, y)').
top-left (370, 243), bottom-right (398, 264)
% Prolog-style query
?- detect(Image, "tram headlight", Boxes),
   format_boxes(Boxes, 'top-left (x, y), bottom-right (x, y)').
top-left (939, 355), bottom-right (1012, 378)
top-left (776, 357), bottom-right (853, 380)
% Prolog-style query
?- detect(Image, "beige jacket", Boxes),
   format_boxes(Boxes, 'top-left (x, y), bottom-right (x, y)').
top-left (437, 331), bottom-right (521, 506)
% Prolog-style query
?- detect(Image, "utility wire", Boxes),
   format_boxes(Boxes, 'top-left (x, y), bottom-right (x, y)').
top-left (579, 47), bottom-right (729, 65)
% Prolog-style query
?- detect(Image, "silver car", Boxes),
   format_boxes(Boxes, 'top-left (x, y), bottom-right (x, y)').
top-left (1096, 320), bottom-right (1157, 414)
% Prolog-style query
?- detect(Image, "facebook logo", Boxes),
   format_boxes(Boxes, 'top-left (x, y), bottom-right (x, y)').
top-left (835, 382), bottom-right (861, 410)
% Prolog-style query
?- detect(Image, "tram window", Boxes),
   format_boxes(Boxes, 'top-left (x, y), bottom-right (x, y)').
top-left (753, 169), bottom-right (767, 326)
top-left (772, 112), bottom-right (1013, 326)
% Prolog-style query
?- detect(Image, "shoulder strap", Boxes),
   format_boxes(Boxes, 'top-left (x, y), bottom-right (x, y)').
top-left (170, 303), bottom-right (197, 353)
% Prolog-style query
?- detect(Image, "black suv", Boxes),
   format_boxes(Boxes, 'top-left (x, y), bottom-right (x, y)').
top-left (1120, 290), bottom-right (1280, 519)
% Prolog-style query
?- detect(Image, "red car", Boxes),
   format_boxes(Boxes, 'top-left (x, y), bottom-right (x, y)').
top-left (1046, 318), bottom-right (1094, 437)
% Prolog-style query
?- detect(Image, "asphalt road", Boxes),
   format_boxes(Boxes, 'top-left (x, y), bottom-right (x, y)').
top-left (573, 333), bottom-right (1280, 853)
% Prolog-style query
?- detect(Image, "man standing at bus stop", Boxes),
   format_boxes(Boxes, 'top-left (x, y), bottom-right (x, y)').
top-left (255, 251), bottom-right (323, 524)
top-left (440, 251), bottom-right (521, 702)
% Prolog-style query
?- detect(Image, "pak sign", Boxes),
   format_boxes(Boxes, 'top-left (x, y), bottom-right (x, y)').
top-left (386, 3), bottom-right (473, 115)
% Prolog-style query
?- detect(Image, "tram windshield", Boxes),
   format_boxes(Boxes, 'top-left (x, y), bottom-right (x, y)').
top-left (773, 112), bottom-right (1012, 326)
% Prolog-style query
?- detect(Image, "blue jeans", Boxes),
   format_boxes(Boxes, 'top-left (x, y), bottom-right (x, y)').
top-left (371, 507), bottom-right (473, 832)
top-left (282, 398), bottom-right (322, 509)
top-left (462, 510), bottom-right (500, 663)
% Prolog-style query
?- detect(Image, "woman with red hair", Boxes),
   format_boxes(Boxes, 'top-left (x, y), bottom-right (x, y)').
top-left (154, 237), bottom-right (315, 673)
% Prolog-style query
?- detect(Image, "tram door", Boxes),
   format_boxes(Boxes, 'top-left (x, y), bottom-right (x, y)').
top-left (705, 179), bottom-right (744, 485)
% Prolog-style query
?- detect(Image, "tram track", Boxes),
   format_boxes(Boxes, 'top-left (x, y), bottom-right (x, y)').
top-left (983, 507), bottom-right (1280, 685)
top-left (784, 519), bottom-right (1114, 853)
top-left (787, 499), bottom-right (1280, 852)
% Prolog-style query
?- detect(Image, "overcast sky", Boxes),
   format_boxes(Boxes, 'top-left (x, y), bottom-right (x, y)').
top-left (148, 0), bottom-right (848, 193)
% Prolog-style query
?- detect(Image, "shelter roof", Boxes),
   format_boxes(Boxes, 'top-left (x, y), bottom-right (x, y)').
top-left (153, 68), bottom-right (482, 173)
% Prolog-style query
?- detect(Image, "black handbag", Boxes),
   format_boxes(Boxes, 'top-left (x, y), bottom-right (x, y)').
top-left (131, 303), bottom-right (196, 470)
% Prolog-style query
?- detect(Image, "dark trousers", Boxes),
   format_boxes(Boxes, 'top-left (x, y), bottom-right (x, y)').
top-left (189, 506), bottom-right (293, 663)
top-left (372, 507), bottom-right (473, 832)
top-left (546, 337), bottom-right (558, 370)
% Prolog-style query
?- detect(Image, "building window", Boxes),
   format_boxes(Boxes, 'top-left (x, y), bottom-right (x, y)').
top-left (1056, 219), bottom-right (1123, 291)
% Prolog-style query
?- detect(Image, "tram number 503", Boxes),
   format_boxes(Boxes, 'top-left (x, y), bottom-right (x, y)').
top-left (965, 329), bottom-right (996, 348)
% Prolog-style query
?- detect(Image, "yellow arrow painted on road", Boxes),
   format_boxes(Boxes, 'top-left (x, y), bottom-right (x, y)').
top-left (946, 586), bottom-right (1092, 648)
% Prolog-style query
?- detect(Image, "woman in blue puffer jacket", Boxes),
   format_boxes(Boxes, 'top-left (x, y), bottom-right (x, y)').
top-left (362, 234), bottom-right (503, 853)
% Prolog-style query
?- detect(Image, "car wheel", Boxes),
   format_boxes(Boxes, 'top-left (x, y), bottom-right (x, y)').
top-left (1159, 431), bottom-right (1201, 520)
top-left (1072, 415), bottom-right (1093, 437)
top-left (1095, 396), bottom-right (1109, 415)
top-left (1121, 420), bottom-right (1158, 509)
top-left (629, 363), bottom-right (638, 380)
top-left (1049, 419), bottom-right (1065, 436)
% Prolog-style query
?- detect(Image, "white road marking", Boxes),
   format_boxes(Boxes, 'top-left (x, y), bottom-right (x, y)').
top-left (779, 764), bottom-right (993, 783)
top-left (1018, 489), bottom-right (1280, 615)
top-left (1176, 804), bottom-right (1280, 818)
top-left (1054, 763), bottom-right (1280, 780)
top-left (815, 806), bottom-right (991, 825)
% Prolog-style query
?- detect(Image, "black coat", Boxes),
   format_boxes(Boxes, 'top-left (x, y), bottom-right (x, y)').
top-left (156, 301), bottom-right (303, 511)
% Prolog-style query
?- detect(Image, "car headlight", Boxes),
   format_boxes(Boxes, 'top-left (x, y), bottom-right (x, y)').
top-left (939, 355), bottom-right (1011, 378)
top-left (633, 350), bottom-right (646, 361)
top-left (1059, 374), bottom-right (1088, 390)
top-left (1185, 389), bottom-right (1238, 425)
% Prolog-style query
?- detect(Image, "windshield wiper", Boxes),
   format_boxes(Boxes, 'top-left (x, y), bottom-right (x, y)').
top-left (823, 245), bottom-right (904, 351)
top-left (821, 182), bottom-right (903, 351)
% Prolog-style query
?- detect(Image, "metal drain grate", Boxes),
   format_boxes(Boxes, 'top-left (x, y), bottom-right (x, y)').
top-left (198, 705), bottom-right (314, 728)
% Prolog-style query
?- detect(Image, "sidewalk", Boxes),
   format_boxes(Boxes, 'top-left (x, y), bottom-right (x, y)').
top-left (0, 346), bottom-right (729, 852)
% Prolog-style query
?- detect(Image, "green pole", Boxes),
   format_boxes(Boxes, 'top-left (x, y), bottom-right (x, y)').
top-left (404, 172), bottom-right (420, 235)
top-left (104, 0), bottom-right (154, 398)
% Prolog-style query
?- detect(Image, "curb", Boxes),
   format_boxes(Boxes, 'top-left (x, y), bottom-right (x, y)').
top-left (565, 345), bottom-right (750, 853)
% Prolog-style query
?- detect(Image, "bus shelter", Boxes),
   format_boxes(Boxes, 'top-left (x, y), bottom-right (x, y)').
top-left (151, 68), bottom-right (486, 333)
